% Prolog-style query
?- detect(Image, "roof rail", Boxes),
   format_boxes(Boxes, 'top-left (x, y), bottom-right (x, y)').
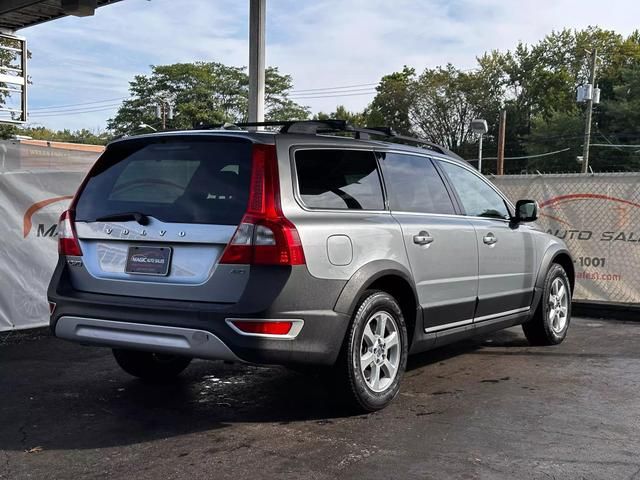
top-left (195, 120), bottom-right (460, 159)
top-left (195, 119), bottom-right (349, 134)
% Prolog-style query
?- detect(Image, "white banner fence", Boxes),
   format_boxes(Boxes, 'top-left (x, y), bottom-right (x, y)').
top-left (1, 143), bottom-right (638, 331)
top-left (0, 140), bottom-right (100, 331)
top-left (492, 173), bottom-right (640, 305)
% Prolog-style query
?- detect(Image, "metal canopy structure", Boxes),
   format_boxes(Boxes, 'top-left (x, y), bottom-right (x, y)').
top-left (0, 0), bottom-right (123, 31)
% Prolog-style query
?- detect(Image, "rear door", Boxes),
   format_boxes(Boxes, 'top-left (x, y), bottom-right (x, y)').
top-left (71, 135), bottom-right (255, 302)
top-left (437, 160), bottom-right (537, 320)
top-left (377, 152), bottom-right (478, 333)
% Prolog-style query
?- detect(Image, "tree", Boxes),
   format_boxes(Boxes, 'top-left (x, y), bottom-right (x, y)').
top-left (591, 63), bottom-right (640, 171)
top-left (0, 125), bottom-right (111, 144)
top-left (367, 66), bottom-right (415, 134)
top-left (524, 110), bottom-right (584, 173)
top-left (313, 105), bottom-right (368, 125)
top-left (107, 63), bottom-right (310, 135)
top-left (410, 64), bottom-right (500, 152)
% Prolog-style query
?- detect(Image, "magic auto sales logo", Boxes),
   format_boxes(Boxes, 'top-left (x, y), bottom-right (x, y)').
top-left (539, 193), bottom-right (640, 243)
top-left (23, 195), bottom-right (73, 238)
top-left (130, 254), bottom-right (165, 265)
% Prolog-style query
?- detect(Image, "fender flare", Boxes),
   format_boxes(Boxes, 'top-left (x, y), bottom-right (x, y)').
top-left (530, 245), bottom-right (574, 317)
top-left (535, 245), bottom-right (574, 290)
top-left (333, 260), bottom-right (418, 317)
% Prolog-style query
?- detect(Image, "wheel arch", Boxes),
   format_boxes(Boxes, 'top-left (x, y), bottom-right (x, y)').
top-left (530, 245), bottom-right (575, 317)
top-left (552, 252), bottom-right (575, 293)
top-left (334, 260), bottom-right (421, 348)
top-left (536, 246), bottom-right (575, 292)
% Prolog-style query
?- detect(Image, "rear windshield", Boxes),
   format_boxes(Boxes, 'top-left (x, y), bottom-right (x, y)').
top-left (75, 137), bottom-right (253, 225)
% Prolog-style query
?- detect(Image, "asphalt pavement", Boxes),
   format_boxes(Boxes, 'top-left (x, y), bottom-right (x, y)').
top-left (1, 317), bottom-right (639, 480)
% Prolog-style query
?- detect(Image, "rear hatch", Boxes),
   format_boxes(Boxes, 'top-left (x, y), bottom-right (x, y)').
top-left (70, 135), bottom-right (255, 302)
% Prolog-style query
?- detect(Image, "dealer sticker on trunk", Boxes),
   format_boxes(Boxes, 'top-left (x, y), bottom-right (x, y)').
top-left (125, 246), bottom-right (172, 276)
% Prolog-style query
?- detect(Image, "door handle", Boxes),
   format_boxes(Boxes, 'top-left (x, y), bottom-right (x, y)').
top-left (413, 231), bottom-right (434, 246)
top-left (483, 233), bottom-right (497, 245)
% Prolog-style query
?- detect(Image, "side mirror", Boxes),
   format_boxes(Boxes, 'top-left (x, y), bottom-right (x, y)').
top-left (514, 199), bottom-right (538, 223)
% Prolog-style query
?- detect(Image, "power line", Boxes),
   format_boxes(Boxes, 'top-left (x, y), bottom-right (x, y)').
top-left (31, 97), bottom-right (127, 111)
top-left (27, 82), bottom-right (382, 112)
top-left (288, 90), bottom-right (377, 100)
top-left (290, 82), bottom-right (378, 93)
top-left (474, 147), bottom-right (572, 161)
top-left (289, 87), bottom-right (376, 96)
top-left (30, 104), bottom-right (121, 118)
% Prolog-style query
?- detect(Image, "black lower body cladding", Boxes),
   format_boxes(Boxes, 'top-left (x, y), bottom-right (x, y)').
top-left (48, 259), bottom-right (349, 366)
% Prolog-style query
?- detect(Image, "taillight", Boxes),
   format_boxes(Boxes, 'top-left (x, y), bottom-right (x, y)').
top-left (58, 210), bottom-right (82, 256)
top-left (220, 144), bottom-right (305, 266)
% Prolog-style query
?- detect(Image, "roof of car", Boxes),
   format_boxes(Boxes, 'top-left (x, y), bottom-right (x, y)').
top-left (109, 129), bottom-right (469, 166)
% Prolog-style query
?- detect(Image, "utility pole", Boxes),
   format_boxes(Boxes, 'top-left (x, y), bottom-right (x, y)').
top-left (155, 98), bottom-right (174, 130)
top-left (496, 110), bottom-right (506, 175)
top-left (581, 48), bottom-right (598, 173)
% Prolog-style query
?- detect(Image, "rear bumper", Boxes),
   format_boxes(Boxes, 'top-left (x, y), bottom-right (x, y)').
top-left (56, 316), bottom-right (243, 362)
top-left (48, 261), bottom-right (350, 366)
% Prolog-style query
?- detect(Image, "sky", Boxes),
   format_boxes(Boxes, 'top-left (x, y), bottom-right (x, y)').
top-left (21, 0), bottom-right (640, 131)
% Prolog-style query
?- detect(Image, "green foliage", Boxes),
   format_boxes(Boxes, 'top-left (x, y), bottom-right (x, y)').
top-left (367, 66), bottom-right (415, 134)
top-left (410, 64), bottom-right (502, 152)
top-left (361, 27), bottom-right (640, 173)
top-left (0, 125), bottom-right (111, 144)
top-left (313, 105), bottom-right (368, 125)
top-left (107, 63), bottom-right (310, 135)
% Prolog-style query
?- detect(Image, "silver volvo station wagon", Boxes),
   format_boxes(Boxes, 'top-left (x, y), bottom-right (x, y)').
top-left (48, 120), bottom-right (574, 411)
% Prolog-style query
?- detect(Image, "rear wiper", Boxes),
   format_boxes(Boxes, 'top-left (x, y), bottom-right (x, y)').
top-left (95, 212), bottom-right (150, 226)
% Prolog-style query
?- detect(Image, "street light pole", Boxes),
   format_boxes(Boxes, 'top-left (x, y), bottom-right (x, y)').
top-left (477, 134), bottom-right (484, 173)
top-left (581, 48), bottom-right (598, 174)
top-left (470, 119), bottom-right (488, 173)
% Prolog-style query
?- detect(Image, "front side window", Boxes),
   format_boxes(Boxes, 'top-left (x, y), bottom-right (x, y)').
top-left (378, 152), bottom-right (455, 214)
top-left (438, 161), bottom-right (509, 219)
top-left (295, 149), bottom-right (384, 210)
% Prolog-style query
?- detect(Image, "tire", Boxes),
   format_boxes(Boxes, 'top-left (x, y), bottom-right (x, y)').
top-left (337, 290), bottom-right (408, 412)
top-left (523, 263), bottom-right (572, 346)
top-left (112, 349), bottom-right (192, 381)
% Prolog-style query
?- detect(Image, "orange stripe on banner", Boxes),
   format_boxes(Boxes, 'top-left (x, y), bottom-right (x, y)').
top-left (539, 193), bottom-right (640, 210)
top-left (23, 196), bottom-right (74, 238)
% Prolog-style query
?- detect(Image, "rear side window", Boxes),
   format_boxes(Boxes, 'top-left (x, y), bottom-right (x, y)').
top-left (75, 137), bottom-right (253, 225)
top-left (438, 160), bottom-right (510, 219)
top-left (378, 152), bottom-right (455, 214)
top-left (295, 149), bottom-right (384, 210)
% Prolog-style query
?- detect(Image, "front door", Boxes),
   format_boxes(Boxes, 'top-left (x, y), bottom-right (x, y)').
top-left (437, 160), bottom-right (537, 321)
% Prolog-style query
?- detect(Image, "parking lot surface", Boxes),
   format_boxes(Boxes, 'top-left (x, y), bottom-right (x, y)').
top-left (1, 317), bottom-right (639, 480)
